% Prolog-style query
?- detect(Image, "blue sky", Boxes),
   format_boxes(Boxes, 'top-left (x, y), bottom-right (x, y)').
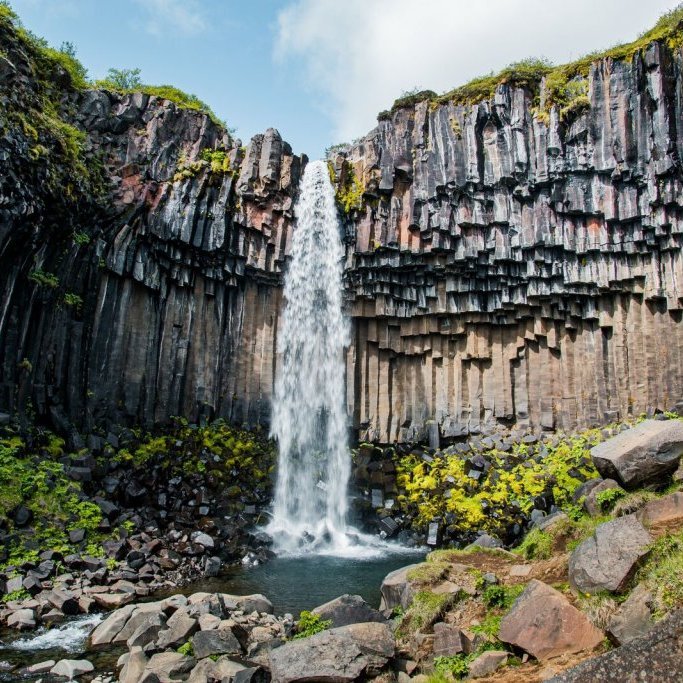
top-left (7, 0), bottom-right (681, 158)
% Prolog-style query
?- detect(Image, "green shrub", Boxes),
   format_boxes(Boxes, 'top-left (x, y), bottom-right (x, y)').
top-left (482, 584), bottom-right (525, 610)
top-left (293, 611), bottom-right (331, 639)
top-left (595, 487), bottom-right (626, 512)
top-left (64, 292), bottom-right (83, 309)
top-left (515, 528), bottom-right (553, 560)
top-left (72, 231), bottom-right (90, 246)
top-left (177, 641), bottom-right (194, 656)
top-left (637, 530), bottom-right (683, 615)
top-left (432, 653), bottom-right (472, 679)
top-left (28, 269), bottom-right (59, 288)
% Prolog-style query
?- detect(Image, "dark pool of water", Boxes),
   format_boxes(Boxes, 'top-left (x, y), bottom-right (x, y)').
top-left (181, 551), bottom-right (426, 615)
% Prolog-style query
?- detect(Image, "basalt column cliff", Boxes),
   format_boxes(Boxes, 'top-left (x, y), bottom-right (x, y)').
top-left (0, 15), bottom-right (302, 434)
top-left (334, 41), bottom-right (683, 443)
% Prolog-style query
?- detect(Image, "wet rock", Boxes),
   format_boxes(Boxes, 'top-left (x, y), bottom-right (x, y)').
top-left (498, 580), bottom-right (603, 660)
top-left (590, 420), bottom-right (683, 488)
top-left (50, 659), bottom-right (94, 679)
top-left (546, 609), bottom-right (683, 682)
top-left (7, 608), bottom-right (35, 630)
top-left (92, 592), bottom-right (135, 609)
top-left (45, 589), bottom-right (80, 616)
top-left (568, 515), bottom-right (652, 593)
top-left (311, 594), bottom-right (386, 628)
top-left (126, 611), bottom-right (167, 648)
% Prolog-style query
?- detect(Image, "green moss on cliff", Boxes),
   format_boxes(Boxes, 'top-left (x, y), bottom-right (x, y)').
top-left (387, 6), bottom-right (683, 121)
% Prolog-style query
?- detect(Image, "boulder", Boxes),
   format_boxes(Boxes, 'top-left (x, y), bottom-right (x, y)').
top-left (45, 589), bottom-right (80, 616)
top-left (590, 419), bottom-right (683, 488)
top-left (498, 580), bottom-right (603, 660)
top-left (126, 611), bottom-right (167, 648)
top-left (607, 584), bottom-right (655, 645)
top-left (568, 515), bottom-right (652, 593)
top-left (90, 604), bottom-right (136, 646)
top-left (7, 608), bottom-right (35, 630)
top-left (312, 594), bottom-right (386, 628)
top-left (22, 660), bottom-right (55, 674)
top-left (156, 612), bottom-right (199, 648)
top-left (432, 622), bottom-right (469, 656)
top-left (142, 652), bottom-right (195, 680)
top-left (119, 647), bottom-right (147, 683)
top-left (583, 479), bottom-right (623, 517)
top-left (219, 593), bottom-right (273, 614)
top-left (636, 492), bottom-right (683, 532)
top-left (188, 656), bottom-right (246, 683)
top-left (92, 592), bottom-right (135, 609)
top-left (191, 628), bottom-right (242, 659)
top-left (50, 659), bottom-right (94, 679)
top-left (468, 651), bottom-right (508, 678)
top-left (546, 609), bottom-right (683, 682)
top-left (379, 564), bottom-right (420, 611)
top-left (268, 622), bottom-right (394, 682)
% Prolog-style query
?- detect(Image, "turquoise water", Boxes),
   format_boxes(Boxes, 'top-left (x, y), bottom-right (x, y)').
top-left (189, 552), bottom-right (425, 615)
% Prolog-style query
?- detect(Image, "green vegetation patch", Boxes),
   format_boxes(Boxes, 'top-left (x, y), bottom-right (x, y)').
top-left (394, 428), bottom-right (601, 537)
top-left (636, 530), bottom-right (683, 616)
top-left (293, 610), bottom-right (331, 639)
top-left (514, 527), bottom-right (553, 560)
top-left (385, 6), bottom-right (683, 123)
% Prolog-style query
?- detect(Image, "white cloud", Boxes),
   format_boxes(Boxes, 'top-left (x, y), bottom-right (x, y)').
top-left (134, 0), bottom-right (208, 36)
top-left (276, 0), bottom-right (679, 144)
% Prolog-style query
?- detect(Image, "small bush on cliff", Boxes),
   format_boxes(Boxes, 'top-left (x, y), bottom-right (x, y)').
top-left (636, 530), bottom-right (683, 615)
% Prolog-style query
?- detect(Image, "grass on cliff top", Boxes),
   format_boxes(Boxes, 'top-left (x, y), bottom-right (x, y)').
top-left (384, 4), bottom-right (683, 118)
top-left (0, 3), bottom-right (225, 129)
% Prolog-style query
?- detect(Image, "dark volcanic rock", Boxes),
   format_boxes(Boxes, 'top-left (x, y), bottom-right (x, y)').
top-left (547, 609), bottom-right (683, 682)
top-left (311, 594), bottom-right (386, 628)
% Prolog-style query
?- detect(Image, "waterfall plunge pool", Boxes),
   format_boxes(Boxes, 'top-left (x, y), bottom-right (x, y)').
top-left (178, 550), bottom-right (426, 615)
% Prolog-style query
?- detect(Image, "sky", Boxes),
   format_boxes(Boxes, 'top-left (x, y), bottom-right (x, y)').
top-left (7, 0), bottom-right (681, 158)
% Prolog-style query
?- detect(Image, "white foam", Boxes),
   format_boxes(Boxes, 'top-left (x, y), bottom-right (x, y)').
top-left (7, 613), bottom-right (103, 653)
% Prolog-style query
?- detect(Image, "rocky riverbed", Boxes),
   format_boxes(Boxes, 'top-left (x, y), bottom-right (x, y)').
top-left (1, 420), bottom-right (682, 681)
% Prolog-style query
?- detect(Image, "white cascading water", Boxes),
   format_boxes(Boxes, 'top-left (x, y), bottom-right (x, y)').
top-left (267, 160), bottom-right (361, 556)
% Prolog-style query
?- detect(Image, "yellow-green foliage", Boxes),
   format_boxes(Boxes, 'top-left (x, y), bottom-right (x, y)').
top-left (173, 148), bottom-right (234, 182)
top-left (395, 430), bottom-right (600, 535)
top-left (0, 431), bottom-right (103, 568)
top-left (637, 530), bottom-right (683, 615)
top-left (114, 418), bottom-right (275, 486)
top-left (293, 610), bottom-right (332, 639)
top-left (28, 268), bottom-right (59, 288)
top-left (335, 162), bottom-right (364, 214)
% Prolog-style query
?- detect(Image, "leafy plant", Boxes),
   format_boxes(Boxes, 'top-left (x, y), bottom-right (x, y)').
top-left (515, 527), bottom-right (553, 560)
top-left (482, 584), bottom-right (525, 610)
top-left (293, 610), bottom-right (331, 639)
top-left (177, 641), bottom-right (194, 656)
top-left (28, 268), bottom-right (59, 288)
top-left (433, 653), bottom-right (473, 679)
top-left (595, 487), bottom-right (627, 512)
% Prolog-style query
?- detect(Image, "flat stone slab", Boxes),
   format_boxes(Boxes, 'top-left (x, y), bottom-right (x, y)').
top-left (499, 580), bottom-right (603, 660)
top-left (569, 515), bottom-right (652, 593)
top-left (590, 419), bottom-right (683, 488)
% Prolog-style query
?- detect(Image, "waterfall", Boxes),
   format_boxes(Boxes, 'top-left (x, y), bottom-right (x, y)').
top-left (267, 160), bottom-right (356, 555)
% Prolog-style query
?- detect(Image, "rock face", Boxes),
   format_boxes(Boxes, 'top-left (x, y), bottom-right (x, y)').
top-left (498, 580), bottom-right (603, 660)
top-left (0, 15), bottom-right (301, 433)
top-left (335, 39), bottom-right (683, 442)
top-left (590, 420), bottom-right (683, 487)
top-left (547, 609), bottom-right (683, 682)
top-left (311, 594), bottom-right (386, 628)
top-left (568, 515), bottom-right (652, 593)
top-left (4, 10), bottom-right (683, 443)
